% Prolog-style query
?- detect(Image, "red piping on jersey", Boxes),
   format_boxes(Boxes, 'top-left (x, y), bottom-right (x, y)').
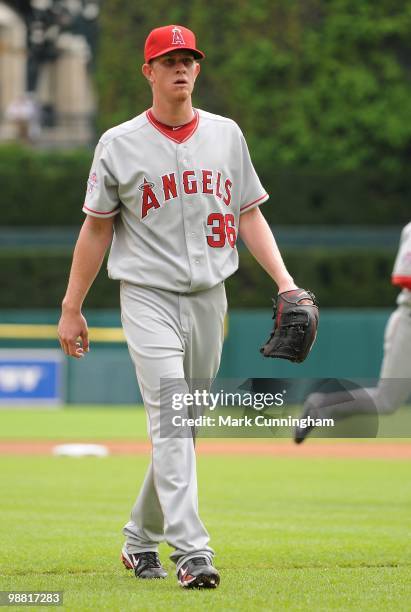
top-left (146, 109), bottom-right (199, 144)
top-left (83, 204), bottom-right (120, 215)
top-left (392, 275), bottom-right (411, 290)
top-left (240, 193), bottom-right (268, 212)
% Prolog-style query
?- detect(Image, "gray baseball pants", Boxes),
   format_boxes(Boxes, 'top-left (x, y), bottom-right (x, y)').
top-left (120, 281), bottom-right (226, 569)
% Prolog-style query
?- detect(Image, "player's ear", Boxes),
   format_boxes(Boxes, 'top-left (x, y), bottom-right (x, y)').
top-left (142, 63), bottom-right (154, 83)
top-left (194, 61), bottom-right (201, 79)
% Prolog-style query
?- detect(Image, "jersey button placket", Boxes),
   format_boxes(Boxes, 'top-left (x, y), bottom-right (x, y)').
top-left (178, 145), bottom-right (205, 291)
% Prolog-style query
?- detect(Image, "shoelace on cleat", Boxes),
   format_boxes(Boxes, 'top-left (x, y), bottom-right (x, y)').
top-left (189, 557), bottom-right (210, 567)
top-left (138, 552), bottom-right (162, 568)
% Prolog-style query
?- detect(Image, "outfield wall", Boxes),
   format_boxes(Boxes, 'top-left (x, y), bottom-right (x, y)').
top-left (0, 309), bottom-right (389, 404)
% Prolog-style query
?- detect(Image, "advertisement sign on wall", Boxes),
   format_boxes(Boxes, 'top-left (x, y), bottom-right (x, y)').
top-left (0, 350), bottom-right (64, 405)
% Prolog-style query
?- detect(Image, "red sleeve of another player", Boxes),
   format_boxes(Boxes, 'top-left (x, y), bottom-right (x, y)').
top-left (392, 276), bottom-right (411, 290)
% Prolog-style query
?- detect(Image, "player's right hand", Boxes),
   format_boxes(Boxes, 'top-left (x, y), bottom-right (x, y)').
top-left (57, 309), bottom-right (89, 359)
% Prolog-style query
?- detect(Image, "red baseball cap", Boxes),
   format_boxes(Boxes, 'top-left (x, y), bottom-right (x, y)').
top-left (144, 25), bottom-right (205, 63)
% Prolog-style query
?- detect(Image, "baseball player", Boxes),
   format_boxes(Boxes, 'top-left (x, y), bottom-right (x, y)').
top-left (58, 24), bottom-right (308, 589)
top-left (295, 221), bottom-right (411, 444)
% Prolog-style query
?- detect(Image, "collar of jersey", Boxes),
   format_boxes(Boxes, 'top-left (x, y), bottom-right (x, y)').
top-left (146, 109), bottom-right (199, 144)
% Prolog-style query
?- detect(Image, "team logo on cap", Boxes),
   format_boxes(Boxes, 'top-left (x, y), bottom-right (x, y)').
top-left (172, 26), bottom-right (185, 45)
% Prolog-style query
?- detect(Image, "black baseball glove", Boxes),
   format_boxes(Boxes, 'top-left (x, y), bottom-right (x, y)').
top-left (260, 289), bottom-right (319, 363)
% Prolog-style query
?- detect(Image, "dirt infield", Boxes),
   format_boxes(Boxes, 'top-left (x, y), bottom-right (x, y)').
top-left (0, 440), bottom-right (410, 459)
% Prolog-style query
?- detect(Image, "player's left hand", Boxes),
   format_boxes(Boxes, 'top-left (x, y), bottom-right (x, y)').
top-left (260, 288), bottom-right (319, 362)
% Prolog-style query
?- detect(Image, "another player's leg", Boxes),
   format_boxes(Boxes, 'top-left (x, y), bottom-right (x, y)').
top-left (295, 306), bottom-right (411, 443)
top-left (294, 388), bottom-right (377, 444)
top-left (374, 305), bottom-right (411, 413)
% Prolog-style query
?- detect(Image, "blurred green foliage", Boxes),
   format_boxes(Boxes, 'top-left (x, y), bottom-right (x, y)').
top-left (96, 0), bottom-right (411, 173)
top-left (0, 145), bottom-right (88, 226)
top-left (0, 248), bottom-right (397, 309)
top-left (231, 247), bottom-right (398, 308)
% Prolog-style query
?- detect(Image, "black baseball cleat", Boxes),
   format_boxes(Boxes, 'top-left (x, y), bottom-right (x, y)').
top-left (177, 556), bottom-right (220, 589)
top-left (294, 417), bottom-right (315, 444)
top-left (121, 547), bottom-right (167, 579)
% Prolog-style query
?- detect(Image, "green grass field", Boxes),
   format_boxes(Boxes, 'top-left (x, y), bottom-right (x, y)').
top-left (0, 408), bottom-right (410, 611)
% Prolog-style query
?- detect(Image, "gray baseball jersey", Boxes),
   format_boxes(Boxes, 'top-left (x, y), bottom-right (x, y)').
top-left (83, 108), bottom-right (269, 292)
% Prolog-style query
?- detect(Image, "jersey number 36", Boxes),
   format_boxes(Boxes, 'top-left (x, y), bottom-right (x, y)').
top-left (207, 213), bottom-right (236, 248)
